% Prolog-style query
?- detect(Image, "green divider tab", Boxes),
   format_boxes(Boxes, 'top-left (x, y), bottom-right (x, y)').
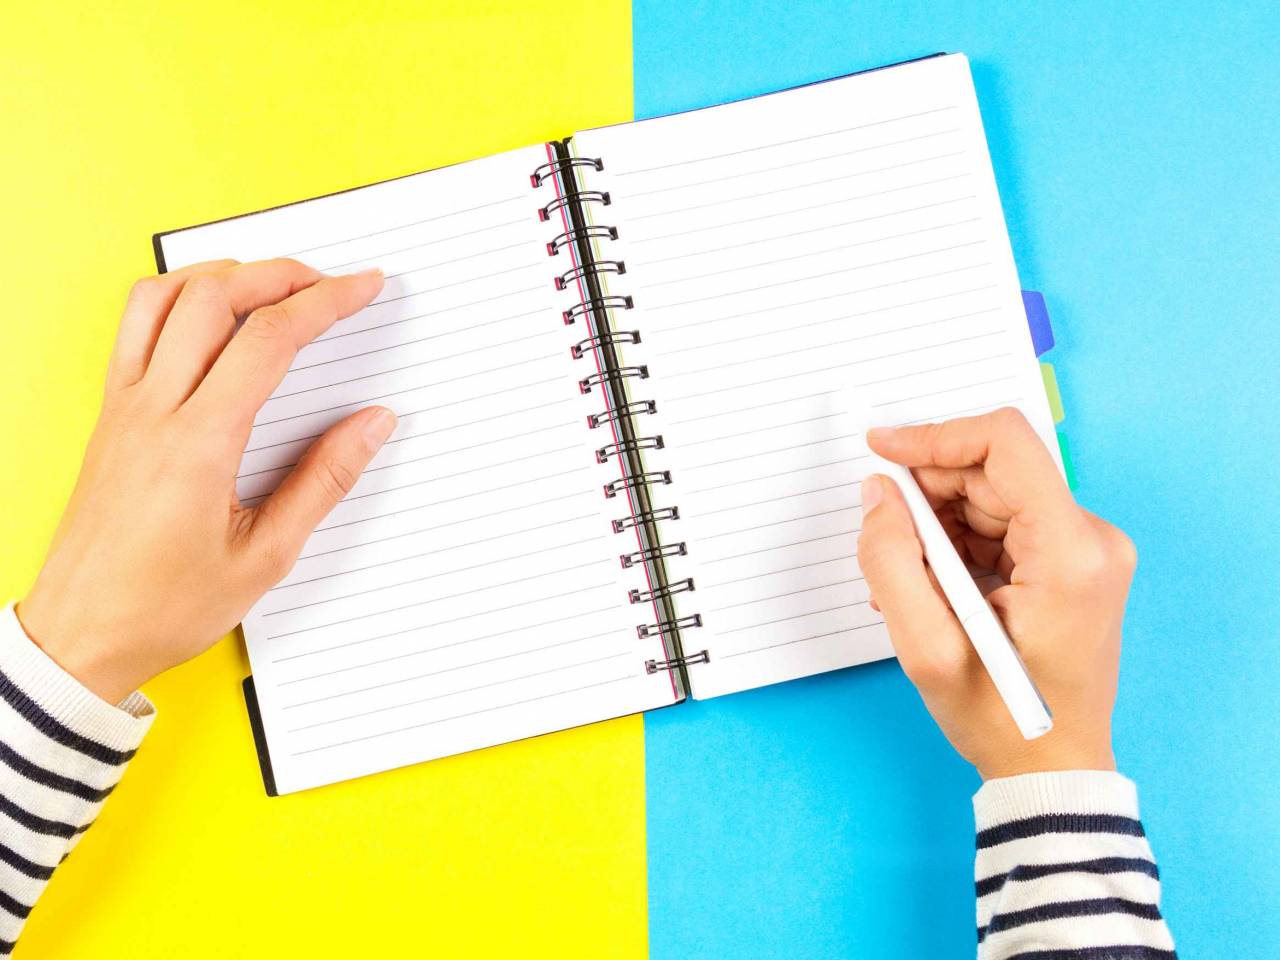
top-left (1041, 362), bottom-right (1065, 424)
top-left (1056, 430), bottom-right (1077, 489)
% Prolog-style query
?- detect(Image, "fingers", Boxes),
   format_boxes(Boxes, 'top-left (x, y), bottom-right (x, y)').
top-left (107, 260), bottom-right (238, 391)
top-left (188, 268), bottom-right (384, 435)
top-left (858, 474), bottom-right (972, 689)
top-left (867, 407), bottom-right (1074, 526)
top-left (246, 407), bottom-right (397, 578)
top-left (145, 259), bottom-right (331, 403)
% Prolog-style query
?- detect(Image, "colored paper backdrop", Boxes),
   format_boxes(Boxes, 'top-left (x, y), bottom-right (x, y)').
top-left (636, 3), bottom-right (1280, 959)
top-left (2, 2), bottom-right (1278, 958)
top-left (0, 3), bottom-right (645, 958)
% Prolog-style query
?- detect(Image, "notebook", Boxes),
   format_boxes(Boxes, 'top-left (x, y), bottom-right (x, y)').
top-left (153, 52), bottom-right (1060, 795)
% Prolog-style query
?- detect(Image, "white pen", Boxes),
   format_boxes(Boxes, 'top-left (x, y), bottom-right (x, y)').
top-left (867, 453), bottom-right (1054, 741)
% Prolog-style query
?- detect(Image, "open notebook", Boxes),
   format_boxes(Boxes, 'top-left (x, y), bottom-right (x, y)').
top-left (154, 53), bottom-right (1060, 795)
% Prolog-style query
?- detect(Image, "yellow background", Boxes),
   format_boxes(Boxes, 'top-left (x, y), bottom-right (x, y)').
top-left (0, 3), bottom-right (643, 957)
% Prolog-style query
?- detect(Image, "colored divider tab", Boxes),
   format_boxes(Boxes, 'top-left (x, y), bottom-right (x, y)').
top-left (1040, 362), bottom-right (1065, 424)
top-left (1022, 289), bottom-right (1054, 356)
top-left (1057, 430), bottom-right (1078, 489)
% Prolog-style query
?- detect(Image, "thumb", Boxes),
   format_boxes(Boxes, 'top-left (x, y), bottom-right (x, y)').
top-left (858, 474), bottom-right (971, 689)
top-left (250, 406), bottom-right (397, 565)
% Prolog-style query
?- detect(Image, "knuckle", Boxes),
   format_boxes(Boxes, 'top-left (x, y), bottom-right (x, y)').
top-left (127, 275), bottom-right (166, 303)
top-left (316, 456), bottom-right (358, 501)
top-left (243, 303), bottom-right (295, 343)
top-left (988, 405), bottom-right (1030, 436)
top-left (906, 647), bottom-right (966, 688)
top-left (180, 272), bottom-right (226, 304)
top-left (1105, 524), bottom-right (1138, 572)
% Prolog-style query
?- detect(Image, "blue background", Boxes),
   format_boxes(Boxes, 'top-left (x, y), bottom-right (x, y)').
top-left (635, 2), bottom-right (1280, 957)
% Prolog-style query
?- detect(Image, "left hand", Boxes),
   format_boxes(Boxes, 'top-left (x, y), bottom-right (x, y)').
top-left (18, 259), bottom-right (395, 703)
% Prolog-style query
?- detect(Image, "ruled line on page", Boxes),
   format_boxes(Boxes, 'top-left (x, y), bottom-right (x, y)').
top-left (653, 303), bottom-right (1000, 360)
top-left (296, 494), bottom-right (593, 562)
top-left (640, 202), bottom-right (979, 265)
top-left (699, 556), bottom-right (853, 590)
top-left (720, 623), bottom-right (884, 660)
top-left (682, 436), bottom-right (864, 473)
top-left (622, 129), bottom-right (963, 198)
top-left (712, 577), bottom-right (865, 611)
top-left (316, 219), bottom-right (528, 271)
top-left (331, 238), bottom-right (532, 280)
top-left (310, 467), bottom-right (593, 533)
top-left (613, 105), bottom-right (957, 175)
top-left (681, 459), bottom-right (866, 497)
top-left (289, 675), bottom-right (638, 757)
top-left (290, 323), bottom-right (559, 375)
top-left (278, 524), bottom-right (601, 592)
top-left (698, 530), bottom-right (861, 566)
top-left (243, 419), bottom-right (576, 480)
top-left (633, 194), bottom-right (978, 247)
top-left (266, 557), bottom-right (612, 618)
top-left (268, 582), bottom-right (618, 648)
top-left (278, 610), bottom-right (623, 692)
top-left (692, 482), bottom-right (856, 517)
top-left (646, 240), bottom-right (987, 313)
top-left (641, 219), bottom-right (982, 288)
top-left (252, 365), bottom-right (564, 428)
top-left (666, 348), bottom-right (1006, 406)
top-left (664, 327), bottom-right (1001, 383)
top-left (644, 263), bottom-right (992, 332)
top-left (310, 304), bottom-right (544, 347)
top-left (283, 194), bottom-right (526, 258)
top-left (626, 154), bottom-right (967, 222)
top-left (714, 601), bottom-right (873, 636)
top-left (286, 650), bottom-right (634, 730)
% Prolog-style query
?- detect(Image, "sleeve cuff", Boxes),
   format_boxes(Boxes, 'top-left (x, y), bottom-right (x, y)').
top-left (1, 602), bottom-right (154, 755)
top-left (974, 770), bottom-right (1140, 830)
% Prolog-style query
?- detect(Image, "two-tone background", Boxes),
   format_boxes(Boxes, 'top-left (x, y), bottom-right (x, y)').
top-left (1, 2), bottom-right (1276, 956)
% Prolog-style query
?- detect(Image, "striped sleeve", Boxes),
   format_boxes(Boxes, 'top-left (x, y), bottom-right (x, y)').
top-left (974, 770), bottom-right (1176, 960)
top-left (0, 604), bottom-right (154, 955)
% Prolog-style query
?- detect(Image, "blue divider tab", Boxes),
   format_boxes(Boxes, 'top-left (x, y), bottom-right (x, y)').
top-left (1022, 289), bottom-right (1054, 356)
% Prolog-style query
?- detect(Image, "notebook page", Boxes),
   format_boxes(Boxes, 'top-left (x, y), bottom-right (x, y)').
top-left (571, 55), bottom-right (1060, 699)
top-left (158, 145), bottom-right (678, 793)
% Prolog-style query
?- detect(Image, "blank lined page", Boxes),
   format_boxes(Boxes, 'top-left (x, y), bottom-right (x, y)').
top-left (158, 144), bottom-right (678, 793)
top-left (571, 55), bottom-right (1060, 699)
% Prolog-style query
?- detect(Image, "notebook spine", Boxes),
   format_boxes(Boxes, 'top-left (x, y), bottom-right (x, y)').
top-left (533, 142), bottom-right (706, 687)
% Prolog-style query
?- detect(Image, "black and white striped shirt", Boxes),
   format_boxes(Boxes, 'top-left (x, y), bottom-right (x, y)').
top-left (0, 606), bottom-right (1173, 956)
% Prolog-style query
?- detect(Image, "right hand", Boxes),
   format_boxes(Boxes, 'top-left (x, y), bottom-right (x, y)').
top-left (856, 408), bottom-right (1136, 781)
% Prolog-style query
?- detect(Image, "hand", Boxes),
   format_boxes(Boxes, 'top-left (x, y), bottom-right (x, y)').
top-left (857, 408), bottom-right (1135, 780)
top-left (17, 259), bottom-right (396, 704)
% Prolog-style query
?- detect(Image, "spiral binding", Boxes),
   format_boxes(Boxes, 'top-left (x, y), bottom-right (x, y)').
top-left (588, 399), bottom-right (654, 429)
top-left (579, 365), bottom-right (648, 394)
top-left (539, 190), bottom-right (610, 222)
top-left (533, 146), bottom-right (704, 679)
top-left (571, 330), bottom-right (640, 360)
top-left (596, 435), bottom-right (664, 464)
top-left (645, 650), bottom-right (710, 675)
top-left (629, 577), bottom-right (694, 604)
top-left (548, 226), bottom-right (618, 257)
top-left (530, 156), bottom-right (603, 188)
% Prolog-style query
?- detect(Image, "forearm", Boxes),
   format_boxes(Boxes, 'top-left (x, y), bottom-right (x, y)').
top-left (974, 771), bottom-right (1175, 959)
top-left (0, 605), bottom-right (152, 955)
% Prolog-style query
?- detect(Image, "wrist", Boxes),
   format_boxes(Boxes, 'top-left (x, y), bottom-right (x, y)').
top-left (975, 729), bottom-right (1116, 781)
top-left (16, 594), bottom-right (147, 704)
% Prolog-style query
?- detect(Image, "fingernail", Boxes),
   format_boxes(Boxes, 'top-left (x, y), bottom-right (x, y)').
top-left (862, 474), bottom-right (884, 512)
top-left (867, 426), bottom-right (896, 443)
top-left (353, 267), bottom-right (384, 281)
top-left (362, 407), bottom-right (397, 449)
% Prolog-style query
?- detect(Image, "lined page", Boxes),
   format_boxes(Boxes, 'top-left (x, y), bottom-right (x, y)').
top-left (159, 145), bottom-right (677, 793)
top-left (572, 55), bottom-right (1060, 699)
